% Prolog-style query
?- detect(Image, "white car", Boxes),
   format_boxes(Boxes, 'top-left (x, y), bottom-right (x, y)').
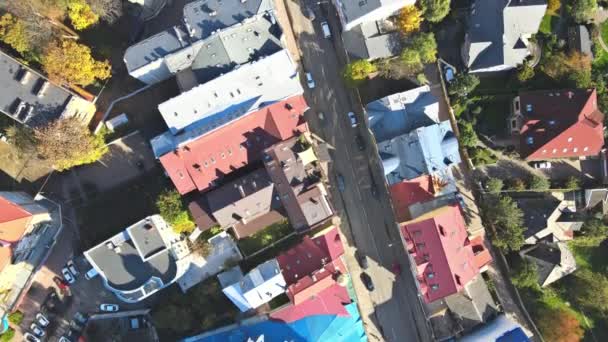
top-left (533, 161), bottom-right (552, 169)
top-left (347, 112), bottom-right (358, 127)
top-left (30, 323), bottom-right (45, 337)
top-left (67, 260), bottom-right (79, 276)
top-left (305, 72), bottom-right (315, 89)
top-left (321, 21), bottom-right (331, 38)
top-left (36, 313), bottom-right (50, 327)
top-left (61, 268), bottom-right (75, 284)
top-left (100, 303), bottom-right (119, 312)
top-left (318, 112), bottom-right (325, 121)
top-left (24, 333), bottom-right (41, 342)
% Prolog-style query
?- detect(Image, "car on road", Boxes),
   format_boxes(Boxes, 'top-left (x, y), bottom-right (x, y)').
top-left (100, 303), bottom-right (119, 312)
top-left (336, 174), bottom-right (345, 192)
top-left (61, 268), bottom-right (75, 284)
top-left (347, 111), bottom-right (358, 127)
top-left (321, 21), bottom-right (331, 38)
top-left (444, 65), bottom-right (455, 83)
top-left (355, 134), bottom-right (365, 151)
top-left (305, 72), bottom-right (315, 89)
top-left (36, 313), bottom-right (50, 327)
top-left (533, 161), bottom-right (552, 169)
top-left (67, 260), bottom-right (79, 276)
top-left (30, 323), bottom-right (45, 337)
top-left (24, 333), bottom-right (41, 342)
top-left (360, 272), bottom-right (375, 291)
top-left (355, 251), bottom-right (368, 269)
top-left (318, 112), bottom-right (325, 121)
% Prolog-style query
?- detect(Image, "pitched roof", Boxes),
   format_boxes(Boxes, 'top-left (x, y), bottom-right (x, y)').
top-left (270, 283), bottom-right (351, 323)
top-left (389, 175), bottom-right (435, 223)
top-left (513, 195), bottom-right (561, 239)
top-left (157, 49), bottom-right (302, 135)
top-left (335, 0), bottom-right (411, 31)
top-left (521, 241), bottom-right (577, 287)
top-left (0, 195), bottom-right (32, 242)
top-left (158, 95), bottom-right (308, 194)
top-left (401, 204), bottom-right (481, 303)
top-left (188, 196), bottom-right (218, 231)
top-left (518, 89), bottom-right (604, 160)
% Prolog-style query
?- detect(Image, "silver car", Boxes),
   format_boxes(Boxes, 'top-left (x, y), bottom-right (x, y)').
top-left (347, 112), bottom-right (358, 127)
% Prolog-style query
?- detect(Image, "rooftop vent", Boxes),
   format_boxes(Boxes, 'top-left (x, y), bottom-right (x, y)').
top-left (36, 80), bottom-right (50, 97)
top-left (209, 10), bottom-right (217, 17)
top-left (17, 69), bottom-right (31, 84)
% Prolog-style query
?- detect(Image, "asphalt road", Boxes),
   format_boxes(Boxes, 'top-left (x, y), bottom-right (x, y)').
top-left (284, 1), bottom-right (434, 341)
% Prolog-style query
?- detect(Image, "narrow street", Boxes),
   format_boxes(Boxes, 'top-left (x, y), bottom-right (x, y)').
top-left (280, 0), bottom-right (434, 340)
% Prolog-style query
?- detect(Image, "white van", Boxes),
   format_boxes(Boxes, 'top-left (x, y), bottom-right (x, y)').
top-left (321, 22), bottom-right (331, 39)
top-left (85, 268), bottom-right (98, 280)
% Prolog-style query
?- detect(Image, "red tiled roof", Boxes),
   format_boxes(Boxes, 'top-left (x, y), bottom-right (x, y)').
top-left (389, 175), bottom-right (435, 223)
top-left (0, 196), bottom-right (32, 243)
top-left (159, 95), bottom-right (309, 194)
top-left (270, 283), bottom-right (351, 323)
top-left (401, 204), bottom-right (481, 303)
top-left (277, 227), bottom-right (344, 285)
top-left (470, 235), bottom-right (493, 270)
top-left (519, 89), bottom-right (604, 161)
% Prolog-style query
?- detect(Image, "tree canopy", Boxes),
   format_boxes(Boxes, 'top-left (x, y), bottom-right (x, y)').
top-left (420, 0), bottom-right (451, 23)
top-left (342, 59), bottom-right (376, 86)
top-left (458, 121), bottom-right (477, 148)
top-left (570, 0), bottom-right (597, 23)
top-left (571, 269), bottom-right (608, 313)
top-left (33, 117), bottom-right (108, 171)
top-left (42, 40), bottom-right (110, 86)
top-left (448, 73), bottom-right (479, 97)
top-left (400, 49), bottom-right (423, 71)
top-left (397, 6), bottom-right (422, 34)
top-left (510, 259), bottom-right (540, 290)
top-left (536, 307), bottom-right (584, 342)
top-left (156, 189), bottom-right (196, 234)
top-left (409, 32), bottom-right (438, 63)
top-left (528, 175), bottom-right (550, 191)
top-left (484, 196), bottom-right (525, 252)
top-left (581, 218), bottom-right (608, 237)
top-left (0, 13), bottom-right (29, 54)
top-left (486, 177), bottom-right (504, 194)
top-left (68, 0), bottom-right (99, 30)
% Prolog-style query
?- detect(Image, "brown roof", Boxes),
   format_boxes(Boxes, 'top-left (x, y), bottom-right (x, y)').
top-left (231, 209), bottom-right (287, 239)
top-left (188, 196), bottom-right (217, 232)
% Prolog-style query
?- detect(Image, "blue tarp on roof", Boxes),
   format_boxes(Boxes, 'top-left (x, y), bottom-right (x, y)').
top-left (184, 303), bottom-right (367, 342)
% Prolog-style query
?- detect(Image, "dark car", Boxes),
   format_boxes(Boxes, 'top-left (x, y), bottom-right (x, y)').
top-left (355, 134), bottom-right (365, 151)
top-left (336, 173), bottom-right (345, 192)
top-left (360, 272), bottom-right (375, 291)
top-left (355, 250), bottom-right (368, 269)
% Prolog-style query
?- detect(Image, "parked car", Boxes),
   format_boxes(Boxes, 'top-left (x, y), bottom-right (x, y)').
top-left (30, 323), bottom-right (45, 337)
top-left (336, 173), bottom-right (345, 192)
top-left (61, 268), bottom-right (75, 284)
top-left (318, 112), bottom-right (325, 121)
top-left (73, 312), bottom-right (88, 326)
top-left (24, 333), bottom-right (41, 342)
top-left (305, 72), bottom-right (315, 89)
top-left (533, 161), bottom-right (552, 169)
top-left (100, 304), bottom-right (119, 312)
top-left (85, 268), bottom-right (98, 280)
top-left (347, 112), bottom-right (358, 127)
top-left (354, 250), bottom-right (368, 269)
top-left (36, 313), bottom-right (50, 327)
top-left (67, 260), bottom-right (79, 276)
top-left (444, 66), bottom-right (455, 83)
top-left (321, 21), bottom-right (331, 38)
top-left (360, 272), bottom-right (375, 291)
top-left (355, 134), bottom-right (365, 151)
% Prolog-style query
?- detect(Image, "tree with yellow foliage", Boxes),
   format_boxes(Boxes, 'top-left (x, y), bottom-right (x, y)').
top-left (67, 0), bottom-right (99, 30)
top-left (0, 13), bottom-right (29, 54)
top-left (547, 0), bottom-right (561, 15)
top-left (397, 5), bottom-right (422, 34)
top-left (42, 40), bottom-right (110, 86)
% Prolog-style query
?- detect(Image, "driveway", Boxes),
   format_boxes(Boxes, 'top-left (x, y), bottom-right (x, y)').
top-left (282, 0), bottom-right (434, 340)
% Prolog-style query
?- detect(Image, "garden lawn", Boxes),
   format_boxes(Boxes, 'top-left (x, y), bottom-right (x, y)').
top-left (237, 219), bottom-right (294, 256)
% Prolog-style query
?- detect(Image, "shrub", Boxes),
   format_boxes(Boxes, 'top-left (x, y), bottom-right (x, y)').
top-left (8, 311), bottom-right (23, 325)
top-left (0, 328), bottom-right (14, 342)
top-left (528, 175), bottom-right (550, 190)
top-left (468, 146), bottom-right (497, 166)
top-left (343, 59), bottom-right (377, 86)
top-left (156, 190), bottom-right (195, 234)
top-left (486, 177), bottom-right (504, 194)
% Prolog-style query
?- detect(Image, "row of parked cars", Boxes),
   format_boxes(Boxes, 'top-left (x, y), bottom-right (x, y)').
top-left (23, 313), bottom-right (49, 342)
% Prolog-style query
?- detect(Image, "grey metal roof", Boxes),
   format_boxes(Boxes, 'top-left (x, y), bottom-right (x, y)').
top-left (123, 26), bottom-right (189, 72)
top-left (342, 22), bottom-right (402, 60)
top-left (464, 0), bottom-right (546, 72)
top-left (0, 50), bottom-right (74, 127)
top-left (217, 266), bottom-right (244, 287)
top-left (522, 241), bottom-right (577, 286)
top-left (335, 0), bottom-right (407, 30)
top-left (445, 275), bottom-right (498, 331)
top-left (183, 0), bottom-right (274, 41)
top-left (85, 218), bottom-right (177, 292)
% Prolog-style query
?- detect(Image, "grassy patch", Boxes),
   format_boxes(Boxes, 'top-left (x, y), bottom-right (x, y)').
top-left (152, 278), bottom-right (237, 340)
top-left (237, 219), bottom-right (293, 256)
top-left (75, 169), bottom-right (172, 248)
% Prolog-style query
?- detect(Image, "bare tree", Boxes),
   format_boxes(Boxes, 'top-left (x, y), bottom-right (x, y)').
top-left (2, 0), bottom-right (79, 39)
top-left (87, 0), bottom-right (122, 24)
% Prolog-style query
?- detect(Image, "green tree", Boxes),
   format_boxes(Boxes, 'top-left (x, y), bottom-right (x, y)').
top-left (0, 328), bottom-right (14, 342)
top-left (571, 269), bottom-right (608, 313)
top-left (564, 176), bottom-right (580, 190)
top-left (156, 189), bottom-right (196, 234)
top-left (517, 61), bottom-right (535, 82)
top-left (4, 125), bottom-right (36, 153)
top-left (33, 117), bottom-right (108, 171)
top-left (67, 0), bottom-right (99, 30)
top-left (486, 177), bottom-right (504, 194)
top-left (485, 196), bottom-right (525, 252)
top-left (342, 59), bottom-right (377, 86)
top-left (42, 40), bottom-right (110, 86)
top-left (411, 32), bottom-right (438, 63)
top-left (458, 121), bottom-right (477, 147)
top-left (581, 218), bottom-right (608, 237)
top-left (448, 73), bottom-right (480, 97)
top-left (510, 259), bottom-right (540, 290)
top-left (420, 0), bottom-right (451, 23)
top-left (528, 175), bottom-right (550, 190)
top-left (400, 48), bottom-right (423, 72)
top-left (570, 0), bottom-right (597, 23)
top-left (0, 13), bottom-right (29, 54)
top-left (7, 311), bottom-right (23, 325)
